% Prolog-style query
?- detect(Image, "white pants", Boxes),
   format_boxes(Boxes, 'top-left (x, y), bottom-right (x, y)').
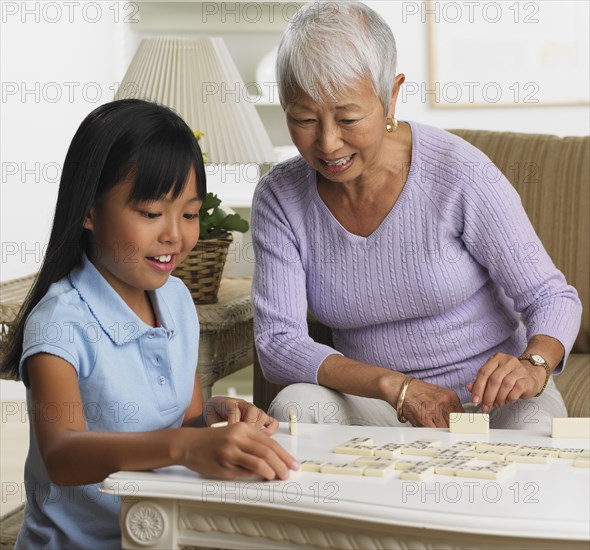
top-left (269, 378), bottom-right (567, 434)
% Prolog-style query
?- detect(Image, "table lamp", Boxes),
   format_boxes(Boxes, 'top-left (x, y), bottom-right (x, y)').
top-left (113, 36), bottom-right (275, 164)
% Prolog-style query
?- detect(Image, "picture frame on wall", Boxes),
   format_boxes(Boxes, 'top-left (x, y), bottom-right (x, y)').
top-left (427, 0), bottom-right (589, 108)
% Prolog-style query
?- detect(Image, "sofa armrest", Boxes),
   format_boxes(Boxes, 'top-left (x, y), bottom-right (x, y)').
top-left (553, 354), bottom-right (590, 418)
top-left (253, 318), bottom-right (333, 412)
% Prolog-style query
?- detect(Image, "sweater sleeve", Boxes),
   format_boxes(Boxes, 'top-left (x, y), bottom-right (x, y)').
top-left (443, 143), bottom-right (582, 373)
top-left (251, 171), bottom-right (342, 385)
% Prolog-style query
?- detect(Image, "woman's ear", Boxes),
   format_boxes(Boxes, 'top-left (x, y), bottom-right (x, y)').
top-left (388, 73), bottom-right (406, 116)
top-left (83, 208), bottom-right (95, 232)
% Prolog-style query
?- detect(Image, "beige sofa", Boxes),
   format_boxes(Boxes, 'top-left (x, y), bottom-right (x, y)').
top-left (254, 128), bottom-right (590, 417)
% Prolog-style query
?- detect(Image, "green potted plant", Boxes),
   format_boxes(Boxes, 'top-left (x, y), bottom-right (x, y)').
top-left (193, 131), bottom-right (249, 240)
top-left (199, 192), bottom-right (249, 241)
top-left (173, 132), bottom-right (250, 304)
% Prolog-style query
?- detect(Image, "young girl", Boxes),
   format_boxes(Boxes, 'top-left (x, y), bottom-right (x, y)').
top-left (1, 99), bottom-right (298, 549)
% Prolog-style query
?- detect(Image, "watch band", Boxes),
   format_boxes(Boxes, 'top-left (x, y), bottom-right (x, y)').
top-left (519, 353), bottom-right (550, 397)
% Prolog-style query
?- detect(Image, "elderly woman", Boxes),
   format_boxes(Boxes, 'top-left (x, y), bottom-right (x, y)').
top-left (251, 1), bottom-right (582, 430)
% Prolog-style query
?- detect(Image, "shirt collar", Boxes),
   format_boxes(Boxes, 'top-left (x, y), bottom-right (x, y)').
top-left (68, 254), bottom-right (177, 345)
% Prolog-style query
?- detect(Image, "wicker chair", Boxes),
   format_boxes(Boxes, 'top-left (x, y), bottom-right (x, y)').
top-left (0, 276), bottom-right (253, 399)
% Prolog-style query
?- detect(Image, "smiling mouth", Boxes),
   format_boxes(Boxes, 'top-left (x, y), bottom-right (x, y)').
top-left (151, 255), bottom-right (173, 263)
top-left (322, 155), bottom-right (353, 166)
top-left (320, 154), bottom-right (356, 171)
top-left (146, 254), bottom-right (176, 273)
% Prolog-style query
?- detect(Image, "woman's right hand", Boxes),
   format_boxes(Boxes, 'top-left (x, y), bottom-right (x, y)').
top-left (178, 422), bottom-right (299, 480)
top-left (401, 379), bottom-right (464, 428)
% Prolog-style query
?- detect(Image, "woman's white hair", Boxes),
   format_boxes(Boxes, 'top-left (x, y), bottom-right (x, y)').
top-left (277, 1), bottom-right (397, 111)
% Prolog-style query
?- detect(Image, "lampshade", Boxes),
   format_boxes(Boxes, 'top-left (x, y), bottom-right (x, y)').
top-left (114, 37), bottom-right (275, 164)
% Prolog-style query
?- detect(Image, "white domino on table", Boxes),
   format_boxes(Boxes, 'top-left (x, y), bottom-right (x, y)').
top-left (320, 462), bottom-right (366, 476)
top-left (401, 439), bottom-right (442, 457)
top-left (288, 409), bottom-right (297, 436)
top-left (394, 460), bottom-right (417, 471)
top-left (515, 446), bottom-right (560, 458)
top-left (298, 431), bottom-right (589, 482)
top-left (506, 452), bottom-right (552, 464)
top-left (461, 449), bottom-right (506, 462)
top-left (306, 460), bottom-right (398, 477)
top-left (400, 461), bottom-right (436, 481)
top-left (299, 460), bottom-right (325, 472)
top-left (558, 448), bottom-right (586, 459)
top-left (449, 412), bottom-right (489, 434)
top-left (552, 418), bottom-right (590, 439)
top-left (434, 459), bottom-right (474, 476)
top-left (455, 461), bottom-right (515, 480)
top-left (333, 437), bottom-right (376, 455)
top-left (210, 421), bottom-right (229, 428)
top-left (333, 444), bottom-right (376, 456)
top-left (354, 457), bottom-right (397, 466)
top-left (340, 437), bottom-right (375, 447)
top-left (475, 442), bottom-right (521, 453)
top-left (430, 449), bottom-right (465, 462)
top-left (303, 434), bottom-right (588, 483)
top-left (374, 443), bottom-right (405, 458)
top-left (573, 457), bottom-right (590, 468)
top-left (449, 441), bottom-right (480, 451)
top-left (363, 463), bottom-right (397, 477)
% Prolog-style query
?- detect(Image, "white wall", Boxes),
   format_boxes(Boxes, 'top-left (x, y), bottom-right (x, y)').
top-left (0, 0), bottom-right (133, 281)
top-left (367, 0), bottom-right (589, 135)
top-left (1, 0), bottom-right (588, 281)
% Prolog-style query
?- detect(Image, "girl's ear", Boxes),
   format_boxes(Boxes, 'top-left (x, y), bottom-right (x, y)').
top-left (83, 207), bottom-right (95, 232)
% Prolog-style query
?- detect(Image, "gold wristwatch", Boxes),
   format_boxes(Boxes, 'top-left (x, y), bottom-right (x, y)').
top-left (519, 353), bottom-right (550, 397)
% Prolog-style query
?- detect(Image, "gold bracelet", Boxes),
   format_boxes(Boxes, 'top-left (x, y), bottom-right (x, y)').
top-left (396, 376), bottom-right (415, 423)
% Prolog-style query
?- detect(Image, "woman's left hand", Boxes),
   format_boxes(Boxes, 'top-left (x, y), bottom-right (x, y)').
top-left (203, 396), bottom-right (279, 434)
top-left (467, 353), bottom-right (545, 413)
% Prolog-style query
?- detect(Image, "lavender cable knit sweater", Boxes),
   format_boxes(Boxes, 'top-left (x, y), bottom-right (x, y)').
top-left (252, 120), bottom-right (582, 403)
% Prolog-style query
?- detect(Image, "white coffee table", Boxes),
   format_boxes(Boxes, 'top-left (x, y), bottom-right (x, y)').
top-left (100, 424), bottom-right (590, 549)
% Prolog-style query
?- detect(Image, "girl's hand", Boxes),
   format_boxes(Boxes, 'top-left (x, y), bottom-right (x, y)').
top-left (401, 379), bottom-right (464, 428)
top-left (179, 422), bottom-right (299, 480)
top-left (204, 396), bottom-right (279, 434)
top-left (467, 353), bottom-right (545, 413)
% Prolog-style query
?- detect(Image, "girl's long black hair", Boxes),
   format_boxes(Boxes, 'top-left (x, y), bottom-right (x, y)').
top-left (1, 99), bottom-right (207, 379)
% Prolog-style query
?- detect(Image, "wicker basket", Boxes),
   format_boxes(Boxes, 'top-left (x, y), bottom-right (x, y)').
top-left (173, 235), bottom-right (232, 304)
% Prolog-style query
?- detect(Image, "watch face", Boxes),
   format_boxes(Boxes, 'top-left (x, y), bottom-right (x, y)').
top-left (530, 354), bottom-right (545, 364)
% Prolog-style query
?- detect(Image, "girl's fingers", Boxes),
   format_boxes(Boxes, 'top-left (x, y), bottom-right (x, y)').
top-left (243, 403), bottom-right (266, 429)
top-left (224, 401), bottom-right (242, 424)
top-left (238, 403), bottom-right (280, 434)
top-left (233, 452), bottom-right (279, 481)
top-left (221, 425), bottom-right (299, 480)
top-left (205, 397), bottom-right (241, 424)
top-left (261, 417), bottom-right (279, 435)
top-left (236, 440), bottom-right (291, 480)
top-left (259, 435), bottom-right (300, 471)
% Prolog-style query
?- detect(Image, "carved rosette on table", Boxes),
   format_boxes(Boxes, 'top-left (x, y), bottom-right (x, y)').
top-left (125, 502), bottom-right (166, 546)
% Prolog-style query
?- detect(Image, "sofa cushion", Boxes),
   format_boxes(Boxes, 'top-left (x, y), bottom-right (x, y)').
top-left (449, 130), bottom-right (589, 354)
top-left (554, 353), bottom-right (590, 417)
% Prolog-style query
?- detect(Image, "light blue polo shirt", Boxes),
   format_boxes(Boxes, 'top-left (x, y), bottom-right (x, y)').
top-left (16, 253), bottom-right (199, 549)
